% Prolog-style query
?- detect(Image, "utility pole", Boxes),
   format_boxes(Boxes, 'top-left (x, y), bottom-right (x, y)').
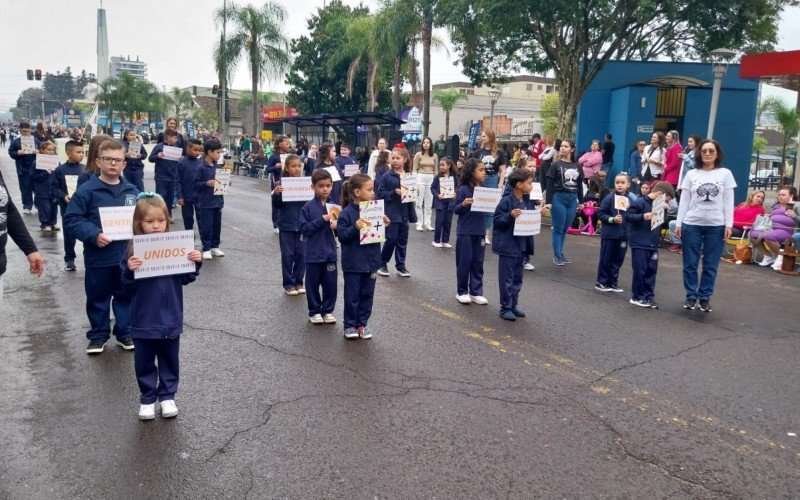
top-left (221, 0), bottom-right (228, 144)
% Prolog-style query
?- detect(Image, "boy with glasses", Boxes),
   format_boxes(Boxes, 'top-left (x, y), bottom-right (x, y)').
top-left (65, 139), bottom-right (140, 354)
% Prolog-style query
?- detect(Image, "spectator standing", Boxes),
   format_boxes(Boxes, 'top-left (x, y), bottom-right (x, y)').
top-left (663, 130), bottom-right (683, 188)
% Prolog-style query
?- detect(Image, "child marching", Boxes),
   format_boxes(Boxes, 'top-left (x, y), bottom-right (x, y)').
top-left (51, 140), bottom-right (85, 271)
top-left (193, 139), bottom-right (227, 260)
top-left (121, 193), bottom-right (201, 420)
top-left (595, 173), bottom-right (632, 293)
top-left (272, 154), bottom-right (307, 295)
top-left (31, 141), bottom-right (59, 231)
top-left (267, 135), bottom-right (291, 233)
top-left (430, 157), bottom-right (456, 248)
top-left (148, 128), bottom-right (181, 220)
top-left (454, 158), bottom-right (488, 305)
top-left (176, 138), bottom-right (204, 231)
top-left (336, 174), bottom-right (390, 339)
top-left (299, 169), bottom-right (338, 324)
top-left (376, 147), bottom-right (417, 277)
top-left (122, 129), bottom-right (147, 191)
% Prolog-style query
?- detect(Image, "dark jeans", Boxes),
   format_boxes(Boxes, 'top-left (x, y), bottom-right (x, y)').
top-left (124, 169), bottom-right (144, 192)
top-left (680, 224), bottom-right (725, 301)
top-left (498, 254), bottom-right (524, 312)
top-left (181, 201), bottom-right (199, 231)
top-left (456, 234), bottom-right (485, 296)
top-left (306, 261), bottom-right (338, 316)
top-left (279, 231), bottom-right (306, 289)
top-left (58, 202), bottom-right (77, 262)
top-left (631, 248), bottom-right (658, 301)
top-left (35, 196), bottom-right (57, 227)
top-left (434, 208), bottom-right (453, 244)
top-left (596, 238), bottom-right (627, 287)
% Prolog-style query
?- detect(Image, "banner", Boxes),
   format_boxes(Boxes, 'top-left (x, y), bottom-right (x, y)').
top-left (184, 119), bottom-right (196, 139)
top-left (359, 200), bottom-right (385, 245)
top-left (162, 145), bottom-right (182, 161)
top-left (214, 168), bottom-right (232, 196)
top-left (132, 230), bottom-right (196, 279)
top-left (281, 176), bottom-right (314, 202)
top-left (471, 187), bottom-right (503, 213)
top-left (467, 122), bottom-right (481, 150)
top-left (514, 210), bottom-right (542, 236)
top-left (98, 206), bottom-right (135, 240)
top-left (35, 154), bottom-right (59, 171)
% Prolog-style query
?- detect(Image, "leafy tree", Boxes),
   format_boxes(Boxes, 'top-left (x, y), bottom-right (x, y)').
top-left (541, 92), bottom-right (559, 137)
top-left (96, 73), bottom-right (163, 132)
top-left (286, 1), bottom-right (392, 114)
top-left (214, 1), bottom-right (291, 135)
top-left (194, 107), bottom-right (220, 132)
top-left (330, 14), bottom-right (384, 112)
top-left (752, 135), bottom-right (768, 155)
top-left (759, 96), bottom-right (800, 185)
top-left (432, 88), bottom-right (466, 137)
top-left (43, 67), bottom-right (75, 102)
top-left (439, 0), bottom-right (797, 137)
top-left (15, 88), bottom-right (58, 119)
top-left (169, 87), bottom-right (194, 119)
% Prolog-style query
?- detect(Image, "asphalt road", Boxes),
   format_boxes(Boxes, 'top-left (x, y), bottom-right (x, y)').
top-left (1, 151), bottom-right (799, 498)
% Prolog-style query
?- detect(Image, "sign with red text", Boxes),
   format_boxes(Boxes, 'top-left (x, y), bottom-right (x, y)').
top-left (514, 210), bottom-right (541, 236)
top-left (471, 187), bottom-right (503, 213)
top-left (132, 230), bottom-right (196, 279)
top-left (281, 176), bottom-right (314, 202)
top-left (98, 206), bottom-right (136, 240)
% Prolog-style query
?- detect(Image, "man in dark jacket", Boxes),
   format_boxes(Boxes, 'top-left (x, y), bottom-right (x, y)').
top-left (0, 169), bottom-right (45, 299)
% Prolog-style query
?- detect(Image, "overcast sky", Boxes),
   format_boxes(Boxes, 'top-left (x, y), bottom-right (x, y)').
top-left (1, 0), bottom-right (798, 112)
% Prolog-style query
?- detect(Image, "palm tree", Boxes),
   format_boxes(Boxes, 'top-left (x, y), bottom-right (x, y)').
top-left (214, 1), bottom-right (291, 135)
top-left (169, 86), bottom-right (194, 119)
top-left (329, 14), bottom-right (382, 112)
top-left (432, 88), bottom-right (466, 137)
top-left (374, 3), bottom-right (417, 113)
top-left (760, 97), bottom-right (799, 185)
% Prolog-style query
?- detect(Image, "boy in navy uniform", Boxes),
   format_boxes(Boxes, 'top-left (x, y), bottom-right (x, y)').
top-left (595, 173), bottom-right (632, 293)
top-left (623, 181), bottom-right (675, 309)
top-left (64, 139), bottom-right (140, 354)
top-left (492, 169), bottom-right (537, 321)
top-left (193, 139), bottom-right (226, 260)
top-left (51, 140), bottom-right (86, 271)
top-left (7, 122), bottom-right (40, 213)
top-left (148, 128), bottom-right (180, 219)
top-left (176, 139), bottom-right (204, 231)
top-left (336, 143), bottom-right (356, 177)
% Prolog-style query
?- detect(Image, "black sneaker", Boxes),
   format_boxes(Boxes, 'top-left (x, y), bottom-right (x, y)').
top-left (377, 265), bottom-right (390, 276)
top-left (116, 338), bottom-right (135, 350)
top-left (649, 301), bottom-right (659, 309)
top-left (561, 255), bottom-right (571, 264)
top-left (609, 284), bottom-right (624, 293)
top-left (86, 340), bottom-right (106, 354)
top-left (698, 300), bottom-right (712, 313)
top-left (396, 267), bottom-right (411, 277)
top-left (595, 283), bottom-right (612, 292)
top-left (629, 298), bottom-right (652, 308)
top-left (683, 299), bottom-right (697, 310)
top-left (65, 260), bottom-right (76, 272)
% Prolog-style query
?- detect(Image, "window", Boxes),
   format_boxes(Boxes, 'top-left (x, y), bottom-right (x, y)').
top-left (526, 84), bottom-right (533, 91)
top-left (546, 85), bottom-right (554, 93)
top-left (467, 89), bottom-right (475, 95)
top-left (459, 89), bottom-right (466, 94)
top-left (537, 85), bottom-right (543, 90)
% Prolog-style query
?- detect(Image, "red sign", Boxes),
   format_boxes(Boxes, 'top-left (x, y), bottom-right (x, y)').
top-left (262, 105), bottom-right (297, 123)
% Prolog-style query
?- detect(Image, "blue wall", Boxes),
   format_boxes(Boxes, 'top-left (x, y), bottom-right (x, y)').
top-left (576, 61), bottom-right (758, 202)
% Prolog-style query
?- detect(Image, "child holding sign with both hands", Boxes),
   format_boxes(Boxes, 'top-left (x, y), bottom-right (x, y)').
top-left (193, 139), bottom-right (227, 260)
top-left (272, 154), bottom-right (307, 296)
top-left (122, 193), bottom-right (202, 420)
top-left (454, 159), bottom-right (488, 305)
top-left (430, 157), bottom-right (456, 248)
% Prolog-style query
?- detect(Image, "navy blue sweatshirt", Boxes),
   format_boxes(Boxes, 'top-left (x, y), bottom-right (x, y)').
top-left (192, 162), bottom-right (224, 209)
top-left (336, 155), bottom-right (356, 176)
top-left (336, 203), bottom-right (382, 273)
top-left (624, 195), bottom-right (660, 249)
top-left (122, 140), bottom-right (147, 173)
top-left (176, 155), bottom-right (204, 203)
top-left (31, 163), bottom-right (54, 198)
top-left (120, 257), bottom-right (201, 339)
top-left (51, 162), bottom-right (85, 202)
top-left (64, 175), bottom-right (139, 268)
top-left (454, 184), bottom-right (485, 236)
top-left (8, 136), bottom-right (40, 175)
top-left (431, 175), bottom-right (456, 211)
top-left (597, 192), bottom-right (628, 240)
top-left (376, 169), bottom-right (417, 224)
top-left (299, 198), bottom-right (338, 263)
top-left (271, 182), bottom-right (306, 232)
top-left (314, 162), bottom-right (343, 207)
top-left (492, 193), bottom-right (536, 257)
top-left (148, 143), bottom-right (179, 182)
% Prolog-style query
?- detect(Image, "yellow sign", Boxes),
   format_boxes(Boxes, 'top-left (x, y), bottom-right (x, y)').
top-left (261, 130), bottom-right (273, 140)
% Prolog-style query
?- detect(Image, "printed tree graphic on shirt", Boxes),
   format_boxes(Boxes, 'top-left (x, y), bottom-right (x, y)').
top-left (696, 183), bottom-right (719, 204)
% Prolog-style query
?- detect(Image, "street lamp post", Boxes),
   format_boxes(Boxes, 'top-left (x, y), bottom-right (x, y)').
top-left (706, 47), bottom-right (736, 140)
top-left (488, 86), bottom-right (501, 131)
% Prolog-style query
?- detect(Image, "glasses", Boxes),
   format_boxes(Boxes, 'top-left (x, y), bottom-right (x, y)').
top-left (100, 156), bottom-right (126, 165)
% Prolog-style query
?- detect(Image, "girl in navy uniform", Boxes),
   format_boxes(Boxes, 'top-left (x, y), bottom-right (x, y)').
top-left (267, 135), bottom-right (291, 233)
top-left (193, 139), bottom-right (227, 260)
top-left (373, 150), bottom-right (390, 187)
top-left (272, 155), bottom-right (307, 295)
top-left (454, 158), bottom-right (488, 305)
top-left (299, 169), bottom-right (338, 324)
top-left (314, 142), bottom-right (343, 206)
top-left (595, 173), bottom-right (631, 293)
top-left (122, 129), bottom-right (147, 192)
top-left (51, 140), bottom-right (85, 271)
top-left (430, 157), bottom-right (456, 248)
top-left (336, 174), bottom-right (390, 340)
top-left (31, 141), bottom-right (58, 231)
top-left (122, 193), bottom-right (201, 420)
top-left (492, 169), bottom-right (537, 320)
top-left (470, 129), bottom-right (508, 245)
top-left (376, 147), bottom-right (417, 277)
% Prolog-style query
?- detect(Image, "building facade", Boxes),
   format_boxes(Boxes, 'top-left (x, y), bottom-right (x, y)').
top-left (110, 55), bottom-right (147, 79)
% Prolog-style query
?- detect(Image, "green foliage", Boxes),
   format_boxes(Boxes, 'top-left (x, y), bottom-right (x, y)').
top-left (759, 96), bottom-right (800, 182)
top-left (439, 0), bottom-right (796, 137)
top-left (42, 67), bottom-right (96, 102)
top-left (15, 88), bottom-right (58, 118)
top-left (97, 73), bottom-right (163, 128)
top-left (169, 87), bottom-right (194, 119)
top-left (752, 135), bottom-right (768, 155)
top-left (432, 88), bottom-right (466, 113)
top-left (540, 92), bottom-right (559, 137)
top-left (286, 1), bottom-right (392, 114)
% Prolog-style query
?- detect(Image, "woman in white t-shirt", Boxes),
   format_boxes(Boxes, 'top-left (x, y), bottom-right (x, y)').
top-left (675, 139), bottom-right (736, 313)
top-left (367, 138), bottom-right (388, 179)
top-left (640, 132), bottom-right (665, 182)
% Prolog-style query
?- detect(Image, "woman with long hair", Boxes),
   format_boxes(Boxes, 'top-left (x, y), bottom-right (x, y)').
top-left (413, 137), bottom-right (438, 231)
top-left (156, 117), bottom-right (185, 150)
top-left (641, 132), bottom-right (665, 182)
top-left (731, 190), bottom-right (765, 238)
top-left (471, 129), bottom-right (508, 244)
top-left (544, 139), bottom-right (583, 266)
top-left (663, 130), bottom-right (683, 187)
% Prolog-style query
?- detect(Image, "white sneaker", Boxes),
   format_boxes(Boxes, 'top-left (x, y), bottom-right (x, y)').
top-left (160, 399), bottom-right (178, 418)
top-left (456, 294), bottom-right (471, 304)
top-left (524, 262), bottom-right (535, 271)
top-left (210, 248), bottom-right (225, 257)
top-left (484, 237), bottom-right (491, 245)
top-left (23, 209), bottom-right (32, 215)
top-left (296, 287), bottom-right (306, 294)
top-left (273, 227), bottom-right (280, 234)
top-left (470, 295), bottom-right (489, 305)
top-left (285, 288), bottom-right (299, 296)
top-left (416, 224), bottom-right (424, 232)
top-left (138, 403), bottom-right (156, 420)
top-left (424, 224), bottom-right (434, 231)
top-left (202, 251), bottom-right (213, 260)
top-left (309, 314), bottom-right (324, 324)
top-left (442, 242), bottom-right (452, 248)
top-left (431, 241), bottom-right (443, 248)
top-left (322, 313), bottom-right (336, 324)
top-left (759, 256), bottom-right (775, 267)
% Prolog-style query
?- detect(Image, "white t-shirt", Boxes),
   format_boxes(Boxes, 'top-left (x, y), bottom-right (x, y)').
top-left (367, 149), bottom-right (385, 179)
top-left (676, 167), bottom-right (737, 228)
top-left (641, 145), bottom-right (664, 177)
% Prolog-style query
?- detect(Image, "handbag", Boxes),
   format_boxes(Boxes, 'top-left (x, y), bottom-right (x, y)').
top-left (752, 214), bottom-right (772, 232)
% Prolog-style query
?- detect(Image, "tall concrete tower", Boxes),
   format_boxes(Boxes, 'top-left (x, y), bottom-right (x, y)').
top-left (96, 3), bottom-right (109, 83)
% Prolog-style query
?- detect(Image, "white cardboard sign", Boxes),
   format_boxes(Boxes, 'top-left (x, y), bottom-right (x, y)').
top-left (162, 145), bottom-right (182, 161)
top-left (471, 187), bottom-right (503, 213)
top-left (514, 210), bottom-right (542, 236)
top-left (344, 164), bottom-right (359, 177)
top-left (650, 193), bottom-right (666, 230)
top-left (36, 154), bottom-right (59, 171)
top-left (132, 230), bottom-right (196, 279)
top-left (531, 182), bottom-right (543, 201)
top-left (281, 176), bottom-right (314, 202)
top-left (323, 166), bottom-right (342, 182)
top-left (439, 177), bottom-right (455, 199)
top-left (99, 206), bottom-right (136, 240)
top-left (213, 168), bottom-right (231, 196)
top-left (359, 199), bottom-right (385, 245)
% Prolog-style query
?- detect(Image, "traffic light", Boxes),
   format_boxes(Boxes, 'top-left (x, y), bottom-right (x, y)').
top-left (26, 69), bottom-right (33, 80)
top-left (34, 69), bottom-right (42, 81)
